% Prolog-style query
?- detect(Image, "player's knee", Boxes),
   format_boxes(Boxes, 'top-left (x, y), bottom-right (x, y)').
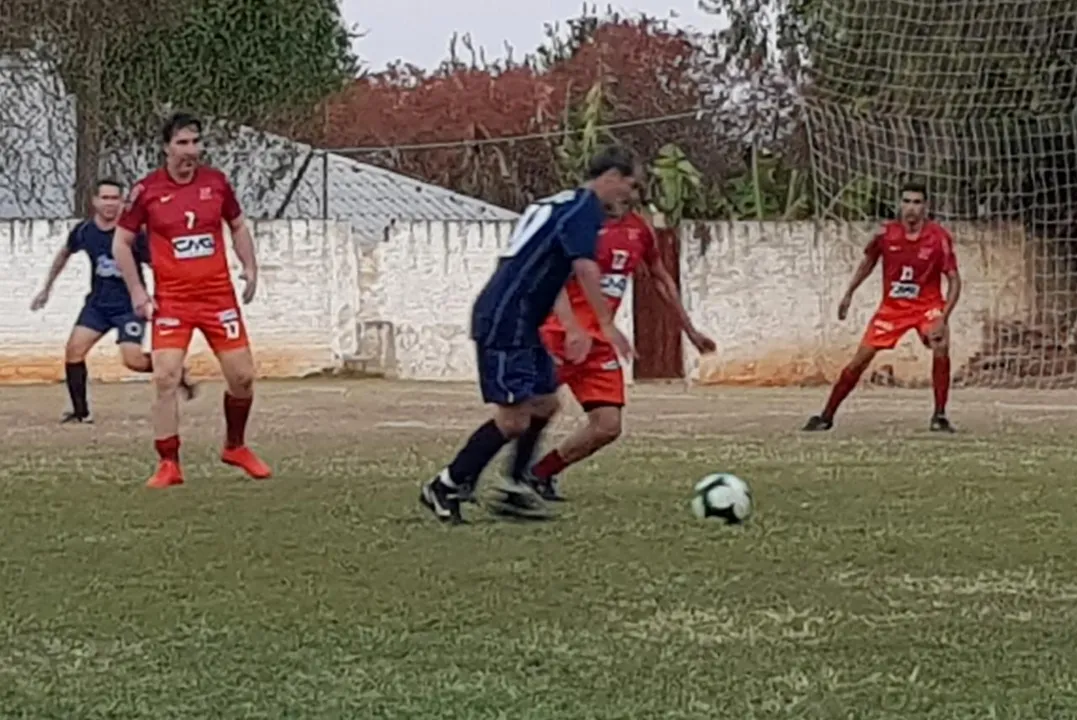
top-left (120, 347), bottom-right (150, 372)
top-left (530, 393), bottom-right (561, 420)
top-left (153, 365), bottom-right (183, 395)
top-left (932, 341), bottom-right (949, 356)
top-left (227, 368), bottom-right (255, 395)
top-left (493, 405), bottom-right (532, 438)
top-left (588, 407), bottom-right (622, 446)
top-left (64, 342), bottom-right (87, 364)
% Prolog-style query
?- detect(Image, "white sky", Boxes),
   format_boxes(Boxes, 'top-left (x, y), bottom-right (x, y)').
top-left (343, 0), bottom-right (721, 70)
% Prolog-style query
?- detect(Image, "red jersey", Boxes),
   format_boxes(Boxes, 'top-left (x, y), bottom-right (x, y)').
top-left (866, 220), bottom-right (957, 310)
top-left (118, 166), bottom-right (242, 300)
top-left (542, 210), bottom-right (659, 341)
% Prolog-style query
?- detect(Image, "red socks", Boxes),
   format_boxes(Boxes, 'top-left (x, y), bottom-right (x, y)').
top-left (155, 435), bottom-right (180, 462)
top-left (823, 366), bottom-right (864, 420)
top-left (932, 355), bottom-right (951, 414)
top-left (224, 393), bottom-right (253, 449)
top-left (532, 450), bottom-right (569, 479)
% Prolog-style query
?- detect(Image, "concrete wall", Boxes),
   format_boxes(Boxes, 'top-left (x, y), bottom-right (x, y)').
top-left (0, 218), bottom-right (1028, 386)
top-left (681, 221), bottom-right (1029, 386)
top-left (0, 220), bottom-right (359, 383)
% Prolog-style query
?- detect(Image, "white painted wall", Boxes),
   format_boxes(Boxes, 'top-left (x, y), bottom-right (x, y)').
top-left (0, 219), bottom-right (358, 382)
top-left (0, 218), bottom-right (1028, 386)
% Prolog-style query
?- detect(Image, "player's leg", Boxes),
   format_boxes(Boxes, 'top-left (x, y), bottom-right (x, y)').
top-left (922, 315), bottom-right (955, 432)
top-left (62, 307), bottom-right (107, 422)
top-left (529, 362), bottom-right (626, 500)
top-left (114, 313), bottom-right (198, 399)
top-left (505, 342), bottom-right (565, 486)
top-left (421, 346), bottom-right (554, 523)
top-left (205, 308), bottom-right (272, 480)
top-left (147, 343), bottom-right (189, 488)
top-left (803, 313), bottom-right (905, 430)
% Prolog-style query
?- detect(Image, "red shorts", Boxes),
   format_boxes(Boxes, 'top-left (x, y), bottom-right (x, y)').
top-left (152, 295), bottom-right (250, 354)
top-left (540, 329), bottom-right (625, 408)
top-left (862, 303), bottom-right (944, 350)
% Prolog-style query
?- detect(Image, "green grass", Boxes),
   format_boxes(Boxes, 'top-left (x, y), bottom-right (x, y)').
top-left (3, 380), bottom-right (1077, 718)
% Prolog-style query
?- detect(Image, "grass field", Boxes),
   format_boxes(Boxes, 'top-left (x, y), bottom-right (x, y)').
top-left (3, 378), bottom-right (1077, 718)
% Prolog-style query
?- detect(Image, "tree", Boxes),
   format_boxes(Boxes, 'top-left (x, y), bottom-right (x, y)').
top-left (1, 0), bottom-right (357, 214)
top-left (316, 9), bottom-right (728, 211)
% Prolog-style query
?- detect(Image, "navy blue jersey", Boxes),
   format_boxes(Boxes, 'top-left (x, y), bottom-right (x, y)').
top-left (66, 220), bottom-right (149, 311)
top-left (472, 188), bottom-right (605, 347)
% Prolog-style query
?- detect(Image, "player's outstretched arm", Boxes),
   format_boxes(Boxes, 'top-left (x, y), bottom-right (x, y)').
top-left (838, 252), bottom-right (880, 320)
top-left (941, 233), bottom-right (962, 322)
top-left (553, 289), bottom-right (591, 364)
top-left (30, 242), bottom-right (73, 311)
top-left (112, 226), bottom-right (154, 318)
top-left (646, 253), bottom-right (716, 353)
top-left (228, 216), bottom-right (258, 304)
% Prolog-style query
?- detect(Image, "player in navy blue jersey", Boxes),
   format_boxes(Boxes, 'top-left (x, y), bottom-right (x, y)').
top-left (30, 179), bottom-right (196, 423)
top-left (420, 146), bottom-right (638, 524)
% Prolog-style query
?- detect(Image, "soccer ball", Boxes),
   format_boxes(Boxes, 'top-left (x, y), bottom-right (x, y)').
top-left (691, 473), bottom-right (752, 524)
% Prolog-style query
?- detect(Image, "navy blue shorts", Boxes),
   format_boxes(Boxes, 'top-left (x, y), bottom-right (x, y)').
top-left (75, 304), bottom-right (145, 345)
top-left (475, 344), bottom-right (558, 406)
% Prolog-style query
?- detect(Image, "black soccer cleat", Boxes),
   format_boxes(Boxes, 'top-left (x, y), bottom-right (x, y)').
top-left (490, 478), bottom-right (552, 520)
top-left (60, 411), bottom-right (93, 425)
top-left (801, 414), bottom-right (833, 432)
top-left (930, 414), bottom-right (956, 433)
top-left (419, 470), bottom-right (463, 524)
top-left (520, 470), bottom-right (567, 502)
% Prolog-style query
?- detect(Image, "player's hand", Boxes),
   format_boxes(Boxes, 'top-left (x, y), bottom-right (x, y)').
top-left (30, 289), bottom-right (49, 311)
top-left (603, 323), bottom-right (635, 361)
top-left (564, 328), bottom-right (592, 365)
top-left (240, 267), bottom-right (257, 304)
top-left (688, 329), bottom-right (716, 354)
top-left (837, 292), bottom-right (852, 321)
top-left (130, 287), bottom-right (156, 320)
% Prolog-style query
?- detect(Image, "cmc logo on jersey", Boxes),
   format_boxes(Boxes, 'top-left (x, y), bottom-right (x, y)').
top-left (600, 273), bottom-right (629, 298)
top-left (172, 234), bottom-right (215, 259)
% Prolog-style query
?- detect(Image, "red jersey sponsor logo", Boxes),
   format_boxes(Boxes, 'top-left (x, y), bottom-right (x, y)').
top-left (118, 166), bottom-right (242, 301)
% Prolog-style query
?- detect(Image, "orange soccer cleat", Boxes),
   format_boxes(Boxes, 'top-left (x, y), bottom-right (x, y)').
top-left (146, 459), bottom-right (184, 489)
top-left (221, 446), bottom-right (273, 480)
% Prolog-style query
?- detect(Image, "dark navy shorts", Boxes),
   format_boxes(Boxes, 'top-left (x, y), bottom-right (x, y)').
top-left (75, 303), bottom-right (145, 345)
top-left (475, 344), bottom-right (558, 406)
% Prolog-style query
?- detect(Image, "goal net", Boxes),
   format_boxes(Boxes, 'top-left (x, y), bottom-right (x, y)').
top-left (803, 0), bottom-right (1077, 387)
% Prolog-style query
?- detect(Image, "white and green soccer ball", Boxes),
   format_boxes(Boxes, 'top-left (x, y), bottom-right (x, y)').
top-left (691, 473), bottom-right (753, 524)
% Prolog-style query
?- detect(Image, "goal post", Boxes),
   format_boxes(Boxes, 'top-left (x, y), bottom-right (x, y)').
top-left (803, 0), bottom-right (1077, 387)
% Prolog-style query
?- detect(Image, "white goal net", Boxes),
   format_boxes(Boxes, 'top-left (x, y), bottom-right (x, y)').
top-left (804, 0), bottom-right (1077, 387)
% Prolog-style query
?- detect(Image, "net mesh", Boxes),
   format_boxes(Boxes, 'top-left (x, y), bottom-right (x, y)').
top-left (804, 0), bottom-right (1077, 387)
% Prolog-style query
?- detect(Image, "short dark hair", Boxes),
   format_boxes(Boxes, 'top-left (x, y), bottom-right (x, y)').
top-left (586, 145), bottom-right (636, 180)
top-left (162, 112), bottom-right (202, 144)
top-left (94, 178), bottom-right (123, 195)
top-left (900, 180), bottom-right (928, 198)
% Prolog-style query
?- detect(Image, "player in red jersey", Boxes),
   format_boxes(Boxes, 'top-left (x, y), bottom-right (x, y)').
top-left (507, 185), bottom-right (716, 502)
top-left (112, 112), bottom-right (272, 488)
top-left (803, 181), bottom-right (962, 433)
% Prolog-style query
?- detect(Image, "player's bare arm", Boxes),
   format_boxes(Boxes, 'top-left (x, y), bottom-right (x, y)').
top-left (942, 268), bottom-right (962, 321)
top-left (553, 289), bottom-right (591, 364)
top-left (572, 257), bottom-right (634, 359)
top-left (30, 244), bottom-right (73, 311)
top-left (112, 225), bottom-right (154, 318)
top-left (838, 250), bottom-right (880, 320)
top-left (229, 215), bottom-right (258, 304)
top-left (646, 254), bottom-right (716, 353)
